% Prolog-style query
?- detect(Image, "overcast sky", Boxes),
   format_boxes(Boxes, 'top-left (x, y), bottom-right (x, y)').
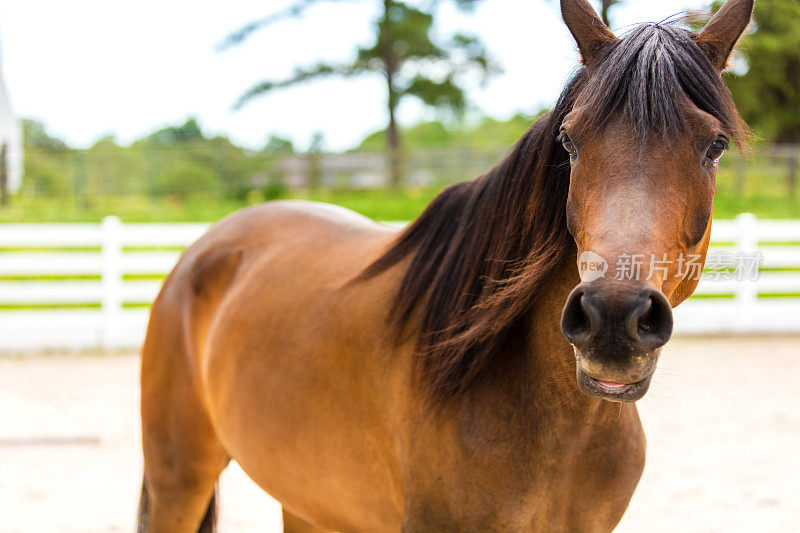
top-left (0, 0), bottom-right (705, 151)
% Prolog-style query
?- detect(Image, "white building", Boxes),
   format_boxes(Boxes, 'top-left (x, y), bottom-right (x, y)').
top-left (0, 44), bottom-right (22, 193)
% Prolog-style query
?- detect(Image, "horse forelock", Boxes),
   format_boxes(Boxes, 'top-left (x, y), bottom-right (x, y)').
top-left (579, 21), bottom-right (747, 144)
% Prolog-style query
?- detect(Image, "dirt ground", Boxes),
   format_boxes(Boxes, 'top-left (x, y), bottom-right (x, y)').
top-left (1, 336), bottom-right (798, 532)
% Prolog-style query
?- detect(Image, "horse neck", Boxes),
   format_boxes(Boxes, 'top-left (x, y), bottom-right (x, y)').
top-left (518, 255), bottom-right (630, 421)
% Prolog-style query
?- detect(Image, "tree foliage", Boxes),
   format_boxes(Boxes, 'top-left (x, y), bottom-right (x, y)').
top-left (262, 135), bottom-right (296, 156)
top-left (147, 118), bottom-right (205, 145)
top-left (710, 0), bottom-right (800, 143)
top-left (23, 119), bottom-right (69, 152)
top-left (19, 118), bottom-right (286, 202)
top-left (21, 120), bottom-right (72, 196)
top-left (356, 112), bottom-right (544, 151)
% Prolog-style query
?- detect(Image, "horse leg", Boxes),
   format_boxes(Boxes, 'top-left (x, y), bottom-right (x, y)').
top-left (138, 300), bottom-right (229, 533)
top-left (138, 481), bottom-right (219, 533)
top-left (282, 508), bottom-right (330, 533)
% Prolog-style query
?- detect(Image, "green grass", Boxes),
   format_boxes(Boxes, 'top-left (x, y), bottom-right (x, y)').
top-left (713, 193), bottom-right (800, 219)
top-left (0, 188), bottom-right (445, 224)
top-left (0, 302), bottom-right (151, 310)
top-left (0, 273), bottom-right (166, 281)
top-left (713, 157), bottom-right (800, 218)
top-left (0, 195), bottom-right (251, 224)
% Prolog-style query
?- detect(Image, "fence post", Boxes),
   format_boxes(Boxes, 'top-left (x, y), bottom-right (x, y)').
top-left (735, 213), bottom-right (758, 327)
top-left (0, 143), bottom-right (7, 206)
top-left (734, 155), bottom-right (746, 195)
top-left (101, 216), bottom-right (123, 349)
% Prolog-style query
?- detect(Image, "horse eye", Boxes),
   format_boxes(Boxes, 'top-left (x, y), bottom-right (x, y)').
top-left (705, 137), bottom-right (728, 163)
top-left (559, 132), bottom-right (577, 155)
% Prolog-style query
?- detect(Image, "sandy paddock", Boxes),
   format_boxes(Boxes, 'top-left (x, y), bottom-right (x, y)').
top-left (1, 336), bottom-right (798, 532)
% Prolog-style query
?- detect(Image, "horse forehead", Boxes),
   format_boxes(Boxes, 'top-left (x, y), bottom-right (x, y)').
top-left (568, 96), bottom-right (723, 141)
top-left (578, 111), bottom-right (713, 168)
top-left (579, 119), bottom-right (667, 164)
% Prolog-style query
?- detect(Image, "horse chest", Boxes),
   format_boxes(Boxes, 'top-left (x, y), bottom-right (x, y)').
top-left (402, 402), bottom-right (646, 530)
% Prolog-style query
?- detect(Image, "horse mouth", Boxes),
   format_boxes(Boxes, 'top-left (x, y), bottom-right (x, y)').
top-left (575, 366), bottom-right (654, 403)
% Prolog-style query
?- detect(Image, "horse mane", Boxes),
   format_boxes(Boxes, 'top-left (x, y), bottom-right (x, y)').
top-left (361, 21), bottom-right (746, 404)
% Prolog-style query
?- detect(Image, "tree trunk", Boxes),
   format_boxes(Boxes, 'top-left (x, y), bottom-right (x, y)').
top-left (384, 0), bottom-right (403, 189)
top-left (386, 86), bottom-right (402, 189)
top-left (307, 151), bottom-right (322, 189)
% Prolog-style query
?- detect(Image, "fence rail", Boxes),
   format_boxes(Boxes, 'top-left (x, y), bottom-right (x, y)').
top-left (1, 215), bottom-right (799, 351)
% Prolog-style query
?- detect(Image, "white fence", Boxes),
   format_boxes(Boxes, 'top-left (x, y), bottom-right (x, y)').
top-left (1, 214), bottom-right (799, 352)
top-left (0, 217), bottom-right (208, 351)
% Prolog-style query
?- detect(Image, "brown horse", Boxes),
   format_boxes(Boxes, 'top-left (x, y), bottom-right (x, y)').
top-left (138, 0), bottom-right (753, 531)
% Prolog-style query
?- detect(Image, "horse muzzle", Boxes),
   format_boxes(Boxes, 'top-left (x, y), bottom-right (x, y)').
top-left (560, 280), bottom-right (673, 402)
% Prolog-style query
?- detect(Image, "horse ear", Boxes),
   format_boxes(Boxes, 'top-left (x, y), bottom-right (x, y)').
top-left (560, 0), bottom-right (618, 66)
top-left (695, 0), bottom-right (754, 71)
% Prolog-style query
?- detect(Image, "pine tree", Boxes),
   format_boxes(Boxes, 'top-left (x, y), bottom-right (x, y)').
top-left (220, 0), bottom-right (498, 187)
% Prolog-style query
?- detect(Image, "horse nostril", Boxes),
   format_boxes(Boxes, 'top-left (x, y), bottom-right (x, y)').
top-left (561, 285), bottom-right (600, 346)
top-left (629, 290), bottom-right (673, 348)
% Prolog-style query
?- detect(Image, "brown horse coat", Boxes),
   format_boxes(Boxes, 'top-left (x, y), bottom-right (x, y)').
top-left (142, 202), bottom-right (643, 531)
